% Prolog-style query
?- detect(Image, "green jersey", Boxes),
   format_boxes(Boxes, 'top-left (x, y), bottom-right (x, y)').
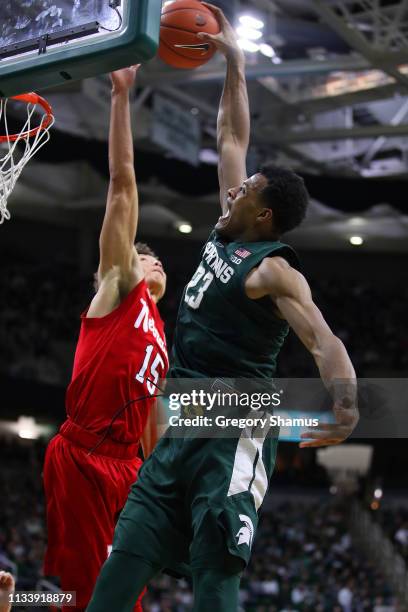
top-left (170, 230), bottom-right (300, 379)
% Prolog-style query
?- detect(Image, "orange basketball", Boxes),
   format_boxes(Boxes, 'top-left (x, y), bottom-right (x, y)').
top-left (159, 0), bottom-right (220, 69)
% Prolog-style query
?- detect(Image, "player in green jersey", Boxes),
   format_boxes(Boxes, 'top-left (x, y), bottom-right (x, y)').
top-left (87, 5), bottom-right (358, 612)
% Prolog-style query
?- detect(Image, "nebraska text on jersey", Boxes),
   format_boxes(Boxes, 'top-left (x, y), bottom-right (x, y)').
top-left (134, 298), bottom-right (168, 363)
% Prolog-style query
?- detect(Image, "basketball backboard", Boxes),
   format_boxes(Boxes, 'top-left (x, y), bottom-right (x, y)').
top-left (0, 0), bottom-right (162, 97)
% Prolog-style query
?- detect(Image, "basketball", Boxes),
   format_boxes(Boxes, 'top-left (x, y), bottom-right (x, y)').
top-left (158, 0), bottom-right (221, 70)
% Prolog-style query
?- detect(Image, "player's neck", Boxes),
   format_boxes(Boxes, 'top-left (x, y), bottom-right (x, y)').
top-left (235, 227), bottom-right (279, 243)
top-left (147, 288), bottom-right (159, 304)
top-left (235, 228), bottom-right (264, 243)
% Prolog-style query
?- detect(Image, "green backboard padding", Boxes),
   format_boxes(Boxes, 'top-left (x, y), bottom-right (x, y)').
top-left (0, 0), bottom-right (162, 98)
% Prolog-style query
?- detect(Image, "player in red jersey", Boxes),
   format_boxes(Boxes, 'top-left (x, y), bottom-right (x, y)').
top-left (43, 65), bottom-right (168, 612)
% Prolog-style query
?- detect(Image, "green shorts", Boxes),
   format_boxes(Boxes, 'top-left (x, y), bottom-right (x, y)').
top-left (112, 424), bottom-right (278, 572)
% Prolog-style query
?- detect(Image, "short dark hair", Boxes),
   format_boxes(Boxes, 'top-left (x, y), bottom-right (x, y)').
top-left (258, 163), bottom-right (309, 235)
top-left (135, 242), bottom-right (158, 259)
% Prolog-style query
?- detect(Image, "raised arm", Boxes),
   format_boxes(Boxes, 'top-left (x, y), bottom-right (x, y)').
top-left (199, 4), bottom-right (249, 213)
top-left (247, 257), bottom-right (359, 447)
top-left (98, 65), bottom-right (143, 289)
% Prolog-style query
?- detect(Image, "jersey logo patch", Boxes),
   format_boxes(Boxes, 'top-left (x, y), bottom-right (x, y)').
top-left (235, 248), bottom-right (251, 258)
top-left (236, 514), bottom-right (254, 548)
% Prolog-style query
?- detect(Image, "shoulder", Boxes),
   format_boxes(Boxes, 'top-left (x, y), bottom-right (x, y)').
top-left (258, 256), bottom-right (297, 286)
top-left (260, 256), bottom-right (292, 274)
top-left (249, 256), bottom-right (310, 299)
top-left (87, 267), bottom-right (145, 319)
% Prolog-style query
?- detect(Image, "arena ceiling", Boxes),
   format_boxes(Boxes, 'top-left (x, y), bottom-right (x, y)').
top-left (4, 0), bottom-right (408, 249)
top-left (37, 0), bottom-right (408, 178)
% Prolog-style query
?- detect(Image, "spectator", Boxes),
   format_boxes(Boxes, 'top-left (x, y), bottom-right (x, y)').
top-left (337, 580), bottom-right (353, 612)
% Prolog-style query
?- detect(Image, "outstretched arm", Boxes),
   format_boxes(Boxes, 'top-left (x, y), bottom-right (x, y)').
top-left (98, 65), bottom-right (142, 289)
top-left (199, 4), bottom-right (249, 214)
top-left (247, 257), bottom-right (358, 447)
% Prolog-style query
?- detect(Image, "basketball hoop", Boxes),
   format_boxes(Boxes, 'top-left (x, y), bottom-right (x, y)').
top-left (0, 93), bottom-right (54, 224)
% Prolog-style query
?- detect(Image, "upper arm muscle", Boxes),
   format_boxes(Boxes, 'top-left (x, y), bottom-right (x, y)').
top-left (273, 269), bottom-right (334, 354)
top-left (276, 292), bottom-right (332, 354)
top-left (98, 181), bottom-right (141, 282)
top-left (218, 140), bottom-right (247, 213)
top-left (248, 257), bottom-right (334, 354)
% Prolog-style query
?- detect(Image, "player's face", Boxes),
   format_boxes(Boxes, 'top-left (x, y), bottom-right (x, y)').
top-left (139, 254), bottom-right (167, 302)
top-left (215, 173), bottom-right (269, 239)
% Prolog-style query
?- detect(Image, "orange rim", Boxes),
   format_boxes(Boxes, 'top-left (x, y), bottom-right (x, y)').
top-left (0, 92), bottom-right (54, 143)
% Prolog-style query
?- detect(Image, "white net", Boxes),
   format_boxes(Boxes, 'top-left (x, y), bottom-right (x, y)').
top-left (0, 96), bottom-right (55, 224)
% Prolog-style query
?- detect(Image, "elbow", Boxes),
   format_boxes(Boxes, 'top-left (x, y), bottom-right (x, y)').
top-left (330, 333), bottom-right (352, 362)
top-left (217, 133), bottom-right (248, 155)
top-left (109, 174), bottom-right (136, 196)
top-left (217, 132), bottom-right (233, 149)
top-left (109, 162), bottom-right (136, 187)
top-left (328, 332), bottom-right (345, 350)
top-left (313, 332), bottom-right (356, 377)
top-left (310, 330), bottom-right (339, 363)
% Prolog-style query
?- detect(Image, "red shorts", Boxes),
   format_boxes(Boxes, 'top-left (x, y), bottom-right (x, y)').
top-left (43, 419), bottom-right (144, 612)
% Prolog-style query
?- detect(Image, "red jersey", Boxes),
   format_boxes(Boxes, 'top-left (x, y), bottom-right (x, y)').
top-left (65, 279), bottom-right (168, 444)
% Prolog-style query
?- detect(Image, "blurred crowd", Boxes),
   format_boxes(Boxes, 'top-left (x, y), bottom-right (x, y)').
top-left (377, 506), bottom-right (408, 566)
top-left (0, 261), bottom-right (90, 386)
top-left (0, 439), bottom-right (402, 612)
top-left (143, 501), bottom-right (397, 612)
top-left (0, 440), bottom-right (46, 592)
top-left (0, 259), bottom-right (407, 386)
top-left (279, 278), bottom-right (408, 377)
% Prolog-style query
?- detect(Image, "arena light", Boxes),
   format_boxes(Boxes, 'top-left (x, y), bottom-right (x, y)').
top-left (239, 15), bottom-right (265, 30)
top-left (176, 221), bottom-right (193, 234)
top-left (272, 56), bottom-right (282, 64)
top-left (199, 148), bottom-right (219, 164)
top-left (236, 26), bottom-right (263, 41)
top-left (259, 43), bottom-right (276, 58)
top-left (17, 416), bottom-right (40, 440)
top-left (237, 39), bottom-right (260, 53)
top-left (349, 235), bottom-right (364, 246)
top-left (374, 487), bottom-right (383, 499)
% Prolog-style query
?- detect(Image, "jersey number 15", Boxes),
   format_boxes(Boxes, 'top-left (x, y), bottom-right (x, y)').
top-left (136, 344), bottom-right (164, 395)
